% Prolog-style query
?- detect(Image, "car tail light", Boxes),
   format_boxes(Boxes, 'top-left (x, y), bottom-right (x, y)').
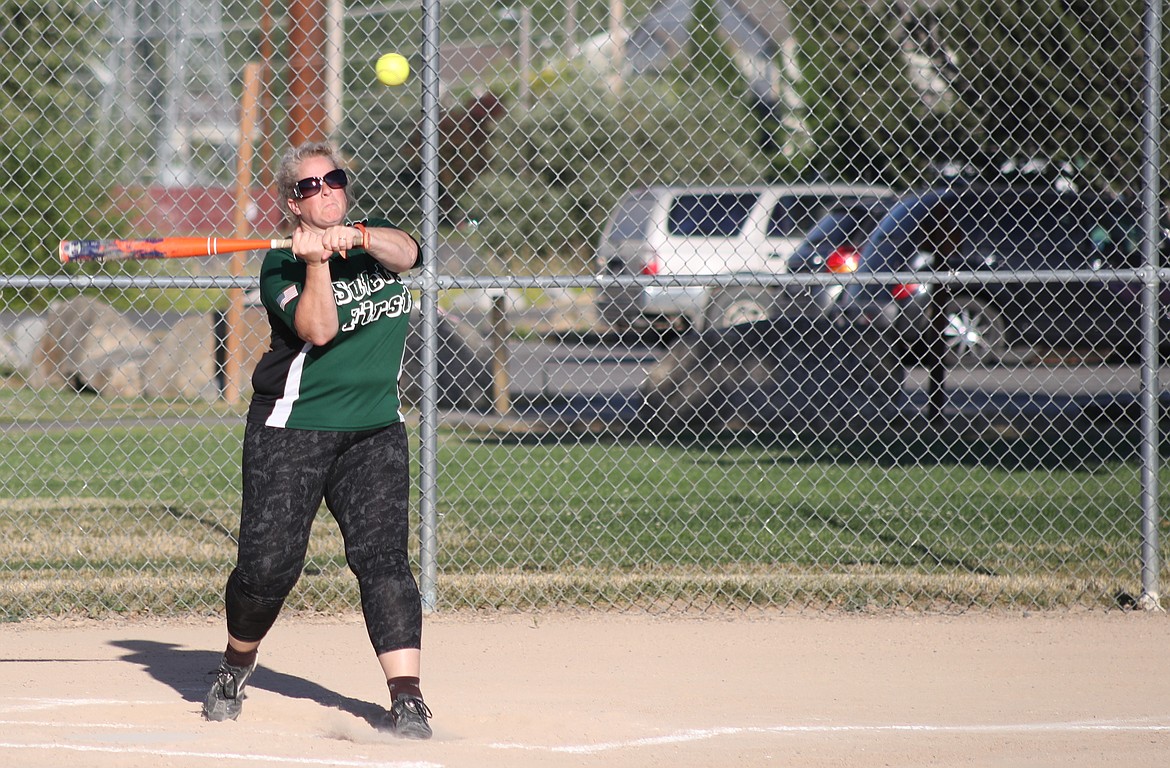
top-left (890, 283), bottom-right (923, 301)
top-left (824, 246), bottom-right (859, 274)
top-left (640, 254), bottom-right (660, 276)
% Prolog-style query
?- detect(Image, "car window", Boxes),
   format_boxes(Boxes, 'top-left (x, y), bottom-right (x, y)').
top-left (1021, 194), bottom-right (1138, 268)
top-left (667, 193), bottom-right (759, 237)
top-left (1029, 196), bottom-right (1069, 263)
top-left (768, 195), bottom-right (845, 238)
top-left (606, 191), bottom-right (657, 242)
top-left (1113, 205), bottom-right (1145, 263)
top-left (1083, 198), bottom-right (1143, 266)
top-left (861, 196), bottom-right (935, 270)
top-left (1048, 196), bottom-right (1101, 265)
top-left (955, 195), bottom-right (990, 252)
top-left (801, 211), bottom-right (857, 244)
top-left (969, 192), bottom-right (1052, 266)
top-left (803, 201), bottom-right (890, 243)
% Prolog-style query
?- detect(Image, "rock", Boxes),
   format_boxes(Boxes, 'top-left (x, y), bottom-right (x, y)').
top-left (29, 297), bottom-right (153, 393)
top-left (143, 314), bottom-right (219, 401)
top-left (5, 316), bottom-right (46, 375)
top-left (213, 305), bottom-right (271, 400)
top-left (85, 348), bottom-right (150, 398)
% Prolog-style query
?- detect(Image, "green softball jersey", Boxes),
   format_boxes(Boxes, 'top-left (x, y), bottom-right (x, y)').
top-left (246, 219), bottom-right (419, 431)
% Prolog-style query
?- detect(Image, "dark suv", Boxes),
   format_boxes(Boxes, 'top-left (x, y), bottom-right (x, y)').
top-left (824, 181), bottom-right (1151, 365)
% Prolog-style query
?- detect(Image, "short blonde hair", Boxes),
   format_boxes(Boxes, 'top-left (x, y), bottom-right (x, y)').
top-left (275, 141), bottom-right (347, 224)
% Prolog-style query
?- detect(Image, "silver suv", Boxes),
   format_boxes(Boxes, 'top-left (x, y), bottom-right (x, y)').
top-left (595, 183), bottom-right (894, 333)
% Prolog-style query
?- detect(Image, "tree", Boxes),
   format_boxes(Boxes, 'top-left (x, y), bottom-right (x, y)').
top-left (463, 73), bottom-right (768, 269)
top-left (790, 0), bottom-right (1158, 194)
top-left (1, 0), bottom-right (113, 289)
top-left (455, 0), bottom-right (772, 269)
top-left (791, 0), bottom-right (960, 187)
top-left (939, 0), bottom-right (1146, 193)
top-left (686, 0), bottom-right (750, 103)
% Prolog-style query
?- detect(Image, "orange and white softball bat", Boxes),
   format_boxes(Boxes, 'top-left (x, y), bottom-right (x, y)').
top-left (59, 236), bottom-right (294, 264)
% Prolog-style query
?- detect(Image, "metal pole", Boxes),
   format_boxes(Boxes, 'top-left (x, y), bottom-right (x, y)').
top-left (1138, 0), bottom-right (1163, 611)
top-left (417, 0), bottom-right (442, 611)
top-left (519, 6), bottom-right (532, 112)
top-left (257, 0), bottom-right (276, 185)
top-left (925, 284), bottom-right (949, 420)
top-left (609, 0), bottom-right (624, 96)
top-left (565, 0), bottom-right (576, 45)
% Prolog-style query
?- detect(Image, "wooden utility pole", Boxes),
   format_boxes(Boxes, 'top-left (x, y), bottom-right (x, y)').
top-left (288, 0), bottom-right (329, 145)
top-left (225, 63), bottom-right (262, 405)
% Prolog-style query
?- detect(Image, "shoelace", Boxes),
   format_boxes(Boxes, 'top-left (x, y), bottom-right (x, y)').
top-left (219, 672), bottom-right (240, 698)
top-left (392, 696), bottom-right (432, 721)
top-left (213, 664), bottom-right (248, 699)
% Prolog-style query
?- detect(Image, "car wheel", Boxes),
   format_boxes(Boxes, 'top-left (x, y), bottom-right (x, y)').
top-left (704, 287), bottom-right (774, 330)
top-left (941, 296), bottom-right (1008, 367)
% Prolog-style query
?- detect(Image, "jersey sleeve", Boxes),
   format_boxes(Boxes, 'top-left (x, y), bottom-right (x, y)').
top-left (257, 248), bottom-right (306, 333)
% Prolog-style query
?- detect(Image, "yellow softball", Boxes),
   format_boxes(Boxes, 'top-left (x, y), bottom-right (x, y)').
top-left (375, 53), bottom-right (410, 87)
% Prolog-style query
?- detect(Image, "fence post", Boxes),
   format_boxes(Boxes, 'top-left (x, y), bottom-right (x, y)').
top-left (925, 283), bottom-right (949, 420)
top-left (490, 292), bottom-right (512, 415)
top-left (417, 0), bottom-right (442, 612)
top-left (1138, 0), bottom-right (1163, 610)
top-left (925, 204), bottom-right (960, 420)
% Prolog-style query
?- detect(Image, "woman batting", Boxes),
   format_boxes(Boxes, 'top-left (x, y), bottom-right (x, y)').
top-left (202, 141), bottom-right (432, 739)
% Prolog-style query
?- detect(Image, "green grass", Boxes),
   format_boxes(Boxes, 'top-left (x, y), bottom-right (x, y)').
top-left (0, 395), bottom-right (1165, 617)
top-left (433, 439), bottom-right (1144, 574)
top-left (0, 385), bottom-right (244, 425)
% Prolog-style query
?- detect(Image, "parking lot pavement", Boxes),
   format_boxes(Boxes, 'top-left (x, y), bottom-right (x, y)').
top-left (506, 338), bottom-right (660, 398)
top-left (488, 335), bottom-right (1170, 431)
top-left (508, 336), bottom-right (1158, 399)
top-left (911, 362), bottom-right (1149, 398)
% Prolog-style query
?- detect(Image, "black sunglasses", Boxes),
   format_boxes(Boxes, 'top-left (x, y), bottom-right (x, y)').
top-left (293, 168), bottom-right (348, 199)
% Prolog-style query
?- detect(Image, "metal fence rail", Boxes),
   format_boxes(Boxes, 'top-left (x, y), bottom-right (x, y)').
top-left (1, 0), bottom-right (1168, 617)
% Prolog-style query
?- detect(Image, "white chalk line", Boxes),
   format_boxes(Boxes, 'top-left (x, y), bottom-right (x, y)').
top-left (0, 742), bottom-right (440, 768)
top-left (4, 694), bottom-right (1167, 763)
top-left (0, 717), bottom-right (144, 730)
top-left (489, 721), bottom-right (1170, 754)
top-left (0, 696), bottom-right (441, 767)
top-left (0, 697), bottom-right (164, 714)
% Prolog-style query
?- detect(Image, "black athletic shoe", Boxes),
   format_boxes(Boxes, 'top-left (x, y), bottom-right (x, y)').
top-left (203, 657), bottom-right (256, 721)
top-left (387, 694), bottom-right (433, 739)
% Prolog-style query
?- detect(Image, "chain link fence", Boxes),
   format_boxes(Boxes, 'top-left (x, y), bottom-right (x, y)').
top-left (2, 0), bottom-right (1169, 618)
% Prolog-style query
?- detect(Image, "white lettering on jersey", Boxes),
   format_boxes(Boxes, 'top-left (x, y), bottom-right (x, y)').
top-left (334, 265), bottom-right (412, 333)
top-left (333, 267), bottom-right (390, 305)
top-left (340, 291), bottom-right (411, 332)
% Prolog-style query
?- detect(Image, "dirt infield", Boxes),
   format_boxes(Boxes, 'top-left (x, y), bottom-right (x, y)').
top-left (0, 611), bottom-right (1167, 768)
